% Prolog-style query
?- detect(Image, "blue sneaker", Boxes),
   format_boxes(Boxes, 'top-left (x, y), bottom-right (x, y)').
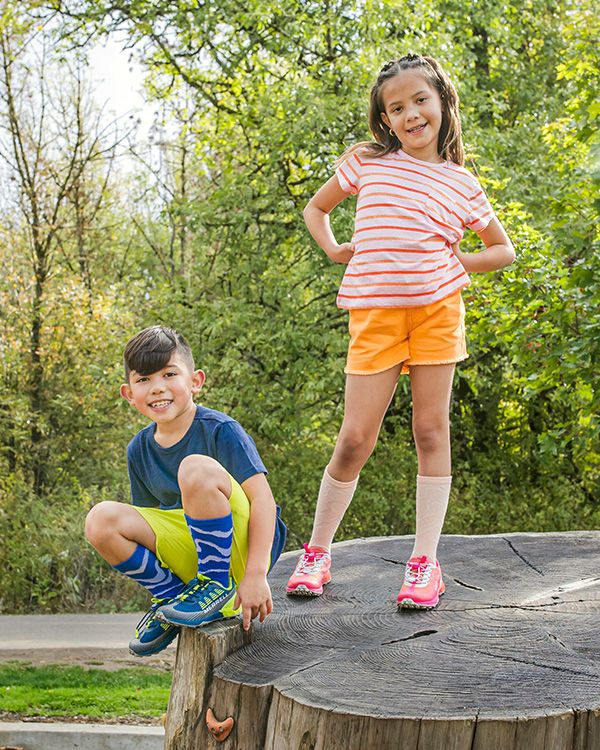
top-left (129, 598), bottom-right (180, 656)
top-left (157, 576), bottom-right (237, 628)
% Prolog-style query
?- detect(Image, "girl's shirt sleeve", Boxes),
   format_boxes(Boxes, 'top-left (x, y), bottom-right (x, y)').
top-left (335, 152), bottom-right (363, 195)
top-left (465, 179), bottom-right (496, 234)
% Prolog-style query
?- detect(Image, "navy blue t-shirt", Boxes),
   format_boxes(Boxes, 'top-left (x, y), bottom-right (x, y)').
top-left (126, 405), bottom-right (267, 510)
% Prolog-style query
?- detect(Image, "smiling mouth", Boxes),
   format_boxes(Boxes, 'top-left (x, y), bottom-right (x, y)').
top-left (149, 400), bottom-right (172, 409)
top-left (407, 123), bottom-right (426, 135)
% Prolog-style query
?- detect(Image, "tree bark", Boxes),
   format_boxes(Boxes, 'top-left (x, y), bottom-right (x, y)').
top-left (166, 532), bottom-right (600, 749)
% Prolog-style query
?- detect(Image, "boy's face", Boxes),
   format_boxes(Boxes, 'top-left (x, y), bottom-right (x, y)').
top-left (120, 352), bottom-right (204, 425)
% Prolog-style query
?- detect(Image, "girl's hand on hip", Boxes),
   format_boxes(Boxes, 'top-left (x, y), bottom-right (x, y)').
top-left (326, 242), bottom-right (355, 264)
top-left (451, 241), bottom-right (470, 270)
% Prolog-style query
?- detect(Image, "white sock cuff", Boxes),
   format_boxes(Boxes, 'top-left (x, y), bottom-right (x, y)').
top-left (325, 466), bottom-right (359, 489)
top-left (417, 474), bottom-right (452, 486)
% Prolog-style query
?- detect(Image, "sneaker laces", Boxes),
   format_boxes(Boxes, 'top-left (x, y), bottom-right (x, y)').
top-left (177, 577), bottom-right (230, 602)
top-left (295, 543), bottom-right (329, 575)
top-left (135, 597), bottom-right (167, 634)
top-left (178, 578), bottom-right (210, 601)
top-left (404, 558), bottom-right (433, 586)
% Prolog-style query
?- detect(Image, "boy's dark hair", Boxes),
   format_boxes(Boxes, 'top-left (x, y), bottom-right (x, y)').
top-left (124, 326), bottom-right (195, 380)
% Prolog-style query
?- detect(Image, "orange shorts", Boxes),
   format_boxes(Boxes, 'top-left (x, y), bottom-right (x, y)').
top-left (345, 291), bottom-right (467, 376)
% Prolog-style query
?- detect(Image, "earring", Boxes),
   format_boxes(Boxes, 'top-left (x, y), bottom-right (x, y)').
top-left (389, 128), bottom-right (395, 138)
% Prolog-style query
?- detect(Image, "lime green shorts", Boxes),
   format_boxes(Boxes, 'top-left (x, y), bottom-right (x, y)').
top-left (133, 474), bottom-right (286, 616)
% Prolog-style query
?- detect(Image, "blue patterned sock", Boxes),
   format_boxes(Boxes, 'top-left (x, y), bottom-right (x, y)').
top-left (184, 512), bottom-right (233, 587)
top-left (112, 544), bottom-right (186, 600)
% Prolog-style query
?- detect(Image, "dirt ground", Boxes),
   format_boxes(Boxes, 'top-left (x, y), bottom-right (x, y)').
top-left (0, 646), bottom-right (175, 672)
top-left (0, 711), bottom-right (164, 725)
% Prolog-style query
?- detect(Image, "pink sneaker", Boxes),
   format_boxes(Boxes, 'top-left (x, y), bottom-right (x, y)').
top-left (397, 556), bottom-right (445, 609)
top-left (286, 543), bottom-right (332, 596)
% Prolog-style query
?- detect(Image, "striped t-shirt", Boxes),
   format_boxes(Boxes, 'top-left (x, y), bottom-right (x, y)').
top-left (335, 149), bottom-right (495, 309)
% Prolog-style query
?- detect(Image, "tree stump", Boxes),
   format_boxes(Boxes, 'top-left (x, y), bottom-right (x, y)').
top-left (164, 532), bottom-right (600, 749)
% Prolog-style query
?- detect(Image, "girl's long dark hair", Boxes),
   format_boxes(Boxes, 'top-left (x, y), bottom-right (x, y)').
top-left (338, 54), bottom-right (464, 167)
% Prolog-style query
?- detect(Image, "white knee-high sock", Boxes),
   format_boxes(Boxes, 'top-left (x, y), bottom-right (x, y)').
top-left (309, 467), bottom-right (359, 552)
top-left (411, 475), bottom-right (452, 561)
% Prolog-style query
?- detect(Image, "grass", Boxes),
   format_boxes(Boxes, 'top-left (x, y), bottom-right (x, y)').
top-left (0, 662), bottom-right (172, 719)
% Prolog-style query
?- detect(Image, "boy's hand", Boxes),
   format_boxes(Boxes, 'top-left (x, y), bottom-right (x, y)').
top-left (234, 573), bottom-right (273, 631)
top-left (326, 242), bottom-right (355, 264)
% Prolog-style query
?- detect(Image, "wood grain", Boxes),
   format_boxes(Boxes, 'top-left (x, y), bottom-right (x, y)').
top-left (167, 532), bottom-right (600, 749)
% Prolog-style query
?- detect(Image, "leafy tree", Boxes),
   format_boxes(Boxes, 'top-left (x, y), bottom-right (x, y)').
top-left (0, 0), bottom-right (596, 610)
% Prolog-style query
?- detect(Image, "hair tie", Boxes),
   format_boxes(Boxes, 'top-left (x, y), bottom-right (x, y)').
top-left (398, 53), bottom-right (422, 64)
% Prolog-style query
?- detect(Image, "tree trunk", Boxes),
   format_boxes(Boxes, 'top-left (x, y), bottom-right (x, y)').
top-left (166, 532), bottom-right (600, 749)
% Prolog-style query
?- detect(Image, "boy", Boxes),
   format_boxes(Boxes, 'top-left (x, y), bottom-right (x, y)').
top-left (85, 326), bottom-right (286, 656)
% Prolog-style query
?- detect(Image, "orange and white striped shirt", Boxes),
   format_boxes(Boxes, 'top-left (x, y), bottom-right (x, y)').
top-left (335, 149), bottom-right (495, 309)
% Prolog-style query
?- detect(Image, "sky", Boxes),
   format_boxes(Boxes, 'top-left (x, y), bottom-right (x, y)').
top-left (87, 36), bottom-right (157, 140)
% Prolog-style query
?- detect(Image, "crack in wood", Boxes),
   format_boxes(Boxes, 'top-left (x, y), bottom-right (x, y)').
top-left (290, 642), bottom-right (353, 652)
top-left (546, 631), bottom-right (574, 652)
top-left (415, 716), bottom-right (422, 746)
top-left (453, 578), bottom-right (484, 591)
top-left (285, 654), bottom-right (339, 679)
top-left (471, 648), bottom-right (600, 678)
top-left (469, 709), bottom-right (480, 750)
top-left (443, 602), bottom-right (562, 612)
top-left (369, 554), bottom-right (404, 566)
top-left (519, 576), bottom-right (600, 605)
top-left (442, 600), bottom-right (595, 616)
top-left (503, 538), bottom-right (544, 575)
top-left (545, 632), bottom-right (600, 670)
top-left (381, 629), bottom-right (438, 645)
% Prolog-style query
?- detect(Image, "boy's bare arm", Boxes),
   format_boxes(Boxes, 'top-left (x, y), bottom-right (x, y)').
top-left (235, 472), bottom-right (277, 630)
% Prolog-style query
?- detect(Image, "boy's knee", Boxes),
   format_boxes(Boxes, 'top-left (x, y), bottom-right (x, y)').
top-left (85, 501), bottom-right (120, 546)
top-left (178, 454), bottom-right (229, 495)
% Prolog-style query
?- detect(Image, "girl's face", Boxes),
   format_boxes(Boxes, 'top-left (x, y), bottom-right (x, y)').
top-left (380, 70), bottom-right (443, 163)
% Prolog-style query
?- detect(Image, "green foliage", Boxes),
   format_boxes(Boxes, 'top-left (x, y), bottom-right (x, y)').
top-left (0, 0), bottom-right (597, 612)
top-left (0, 662), bottom-right (171, 718)
top-left (0, 475), bottom-right (147, 613)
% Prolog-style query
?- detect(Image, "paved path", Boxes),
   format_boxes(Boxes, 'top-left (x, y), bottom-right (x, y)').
top-left (0, 613), bottom-right (143, 650)
top-left (0, 721), bottom-right (164, 749)
top-left (0, 613), bottom-right (176, 669)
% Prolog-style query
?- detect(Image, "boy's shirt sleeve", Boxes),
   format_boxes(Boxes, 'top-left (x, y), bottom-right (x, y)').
top-left (465, 178), bottom-right (496, 233)
top-left (335, 152), bottom-right (363, 195)
top-left (127, 440), bottom-right (159, 508)
top-left (213, 420), bottom-right (267, 486)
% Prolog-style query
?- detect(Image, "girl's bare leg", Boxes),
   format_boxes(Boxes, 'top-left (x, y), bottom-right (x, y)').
top-left (409, 364), bottom-right (455, 560)
top-left (310, 364), bottom-right (403, 549)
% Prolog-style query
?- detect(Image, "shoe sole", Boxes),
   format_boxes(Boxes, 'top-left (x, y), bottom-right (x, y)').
top-left (397, 589), bottom-right (445, 610)
top-left (286, 578), bottom-right (331, 597)
top-left (157, 589), bottom-right (238, 629)
top-left (172, 611), bottom-right (239, 630)
top-left (128, 628), bottom-right (179, 657)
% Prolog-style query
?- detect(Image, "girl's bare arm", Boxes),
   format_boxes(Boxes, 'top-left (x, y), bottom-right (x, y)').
top-left (304, 175), bottom-right (355, 264)
top-left (453, 218), bottom-right (515, 272)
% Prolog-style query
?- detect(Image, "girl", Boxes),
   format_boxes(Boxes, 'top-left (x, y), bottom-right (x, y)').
top-left (286, 54), bottom-right (515, 609)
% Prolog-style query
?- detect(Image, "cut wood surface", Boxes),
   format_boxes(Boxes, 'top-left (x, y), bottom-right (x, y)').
top-left (165, 532), bottom-right (600, 749)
